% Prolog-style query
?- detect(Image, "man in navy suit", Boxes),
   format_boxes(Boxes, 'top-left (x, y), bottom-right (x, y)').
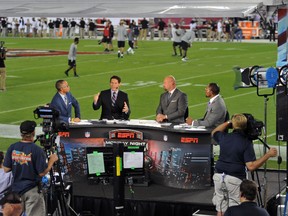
top-left (156, 75), bottom-right (188, 123)
top-left (50, 80), bottom-right (81, 123)
top-left (186, 83), bottom-right (227, 129)
top-left (92, 75), bottom-right (130, 120)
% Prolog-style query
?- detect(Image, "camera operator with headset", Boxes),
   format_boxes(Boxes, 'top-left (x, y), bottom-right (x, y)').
top-left (3, 120), bottom-right (58, 216)
top-left (211, 113), bottom-right (277, 216)
top-left (0, 41), bottom-right (7, 92)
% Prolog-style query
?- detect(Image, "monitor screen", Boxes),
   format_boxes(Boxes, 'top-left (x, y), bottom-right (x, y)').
top-left (86, 146), bottom-right (145, 179)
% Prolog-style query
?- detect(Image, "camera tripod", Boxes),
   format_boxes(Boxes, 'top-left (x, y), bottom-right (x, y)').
top-left (44, 148), bottom-right (71, 216)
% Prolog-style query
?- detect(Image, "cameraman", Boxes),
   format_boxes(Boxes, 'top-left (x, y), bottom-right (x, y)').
top-left (3, 120), bottom-right (58, 216)
top-left (0, 41), bottom-right (6, 92)
top-left (211, 113), bottom-right (277, 216)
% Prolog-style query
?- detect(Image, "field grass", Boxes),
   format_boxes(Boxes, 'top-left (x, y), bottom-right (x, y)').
top-left (0, 37), bottom-right (284, 169)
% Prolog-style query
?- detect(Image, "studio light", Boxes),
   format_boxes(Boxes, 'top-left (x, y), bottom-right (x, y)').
top-left (233, 66), bottom-right (279, 90)
top-left (278, 65), bottom-right (288, 86)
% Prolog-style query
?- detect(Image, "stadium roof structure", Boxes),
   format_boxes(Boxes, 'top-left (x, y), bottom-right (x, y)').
top-left (0, 0), bottom-right (287, 18)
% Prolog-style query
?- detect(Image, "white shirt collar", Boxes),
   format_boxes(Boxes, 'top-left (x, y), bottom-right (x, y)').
top-left (169, 88), bottom-right (176, 95)
top-left (209, 94), bottom-right (219, 104)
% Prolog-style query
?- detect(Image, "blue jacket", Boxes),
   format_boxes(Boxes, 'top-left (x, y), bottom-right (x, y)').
top-left (50, 92), bottom-right (81, 123)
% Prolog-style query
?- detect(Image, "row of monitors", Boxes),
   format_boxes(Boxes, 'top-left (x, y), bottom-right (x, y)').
top-left (86, 146), bottom-right (145, 179)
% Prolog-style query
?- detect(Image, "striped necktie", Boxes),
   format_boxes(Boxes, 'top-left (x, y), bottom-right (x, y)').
top-left (112, 91), bottom-right (116, 107)
top-left (64, 96), bottom-right (68, 106)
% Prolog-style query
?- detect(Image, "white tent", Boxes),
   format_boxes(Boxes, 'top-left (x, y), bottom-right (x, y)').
top-left (0, 0), bottom-right (286, 18)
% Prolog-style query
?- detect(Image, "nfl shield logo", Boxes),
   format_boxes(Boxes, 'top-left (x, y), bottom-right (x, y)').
top-left (85, 132), bottom-right (90, 138)
top-left (163, 135), bottom-right (168, 142)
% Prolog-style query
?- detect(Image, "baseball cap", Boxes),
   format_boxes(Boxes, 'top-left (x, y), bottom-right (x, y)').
top-left (0, 192), bottom-right (22, 206)
top-left (20, 120), bottom-right (37, 134)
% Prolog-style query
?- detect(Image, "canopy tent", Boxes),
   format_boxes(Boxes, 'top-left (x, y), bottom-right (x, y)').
top-left (0, 0), bottom-right (286, 18)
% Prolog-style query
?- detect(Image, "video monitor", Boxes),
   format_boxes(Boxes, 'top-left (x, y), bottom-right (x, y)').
top-left (86, 146), bottom-right (145, 180)
top-left (123, 146), bottom-right (145, 177)
top-left (86, 147), bottom-right (114, 179)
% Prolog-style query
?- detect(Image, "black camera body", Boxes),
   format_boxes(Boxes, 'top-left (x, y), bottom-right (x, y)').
top-left (0, 41), bottom-right (7, 60)
top-left (34, 106), bottom-right (68, 149)
top-left (243, 113), bottom-right (264, 140)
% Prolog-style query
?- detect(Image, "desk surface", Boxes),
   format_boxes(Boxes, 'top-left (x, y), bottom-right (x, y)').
top-left (69, 119), bottom-right (211, 134)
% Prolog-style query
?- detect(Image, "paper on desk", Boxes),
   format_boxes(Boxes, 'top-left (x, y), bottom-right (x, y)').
top-left (72, 120), bottom-right (93, 125)
top-left (173, 124), bottom-right (207, 131)
top-left (128, 119), bottom-right (161, 127)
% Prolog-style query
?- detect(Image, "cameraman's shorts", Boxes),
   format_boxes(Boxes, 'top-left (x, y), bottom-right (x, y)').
top-left (212, 173), bottom-right (242, 213)
top-left (22, 186), bottom-right (46, 215)
top-left (68, 60), bottom-right (76, 67)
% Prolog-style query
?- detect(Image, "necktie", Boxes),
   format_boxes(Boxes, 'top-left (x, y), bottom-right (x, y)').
top-left (64, 96), bottom-right (68, 106)
top-left (112, 92), bottom-right (116, 107)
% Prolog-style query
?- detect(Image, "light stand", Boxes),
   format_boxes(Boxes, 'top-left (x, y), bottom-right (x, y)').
top-left (233, 66), bottom-right (279, 208)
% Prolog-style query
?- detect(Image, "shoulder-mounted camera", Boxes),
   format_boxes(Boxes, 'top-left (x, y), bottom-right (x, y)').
top-left (243, 113), bottom-right (264, 140)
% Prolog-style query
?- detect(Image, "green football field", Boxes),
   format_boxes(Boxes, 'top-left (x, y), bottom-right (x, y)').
top-left (0, 37), bottom-right (284, 168)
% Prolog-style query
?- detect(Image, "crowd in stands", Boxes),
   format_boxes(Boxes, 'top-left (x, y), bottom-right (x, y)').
top-left (0, 17), bottom-right (264, 42)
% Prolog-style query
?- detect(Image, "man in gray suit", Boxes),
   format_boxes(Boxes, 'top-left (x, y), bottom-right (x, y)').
top-left (186, 83), bottom-right (227, 128)
top-left (156, 75), bottom-right (188, 123)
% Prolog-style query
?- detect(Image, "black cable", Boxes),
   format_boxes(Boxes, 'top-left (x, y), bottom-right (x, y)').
top-left (127, 177), bottom-right (136, 216)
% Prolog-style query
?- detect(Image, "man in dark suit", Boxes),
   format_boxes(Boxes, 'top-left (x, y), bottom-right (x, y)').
top-left (186, 83), bottom-right (227, 129)
top-left (92, 75), bottom-right (130, 120)
top-left (50, 80), bottom-right (81, 123)
top-left (156, 75), bottom-right (188, 123)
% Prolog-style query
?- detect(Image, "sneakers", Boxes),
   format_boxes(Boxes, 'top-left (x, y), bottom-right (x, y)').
top-left (118, 52), bottom-right (121, 58)
top-left (64, 71), bottom-right (69, 76)
top-left (74, 74), bottom-right (79, 77)
top-left (172, 54), bottom-right (177, 56)
top-left (181, 57), bottom-right (188, 62)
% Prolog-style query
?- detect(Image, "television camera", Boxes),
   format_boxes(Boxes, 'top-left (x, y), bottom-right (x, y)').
top-left (0, 41), bottom-right (7, 60)
top-left (33, 106), bottom-right (68, 149)
top-left (33, 107), bottom-right (73, 215)
top-left (243, 113), bottom-right (264, 141)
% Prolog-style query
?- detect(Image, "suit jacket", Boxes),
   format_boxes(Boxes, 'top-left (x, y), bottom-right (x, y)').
top-left (193, 95), bottom-right (227, 129)
top-left (50, 92), bottom-right (81, 123)
top-left (156, 88), bottom-right (188, 123)
top-left (92, 89), bottom-right (130, 120)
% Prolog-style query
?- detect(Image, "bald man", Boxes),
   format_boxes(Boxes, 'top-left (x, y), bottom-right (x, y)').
top-left (156, 75), bottom-right (188, 123)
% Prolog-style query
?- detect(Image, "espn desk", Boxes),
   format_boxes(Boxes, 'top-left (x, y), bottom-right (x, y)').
top-left (58, 120), bottom-right (212, 189)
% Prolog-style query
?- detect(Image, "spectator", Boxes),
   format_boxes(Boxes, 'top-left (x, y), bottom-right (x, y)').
top-left (224, 179), bottom-right (269, 216)
top-left (158, 18), bottom-right (166, 40)
top-left (0, 152), bottom-right (13, 216)
top-left (1, 192), bottom-right (26, 216)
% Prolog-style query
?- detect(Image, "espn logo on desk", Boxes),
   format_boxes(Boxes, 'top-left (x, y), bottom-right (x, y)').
top-left (180, 137), bottom-right (199, 143)
top-left (58, 132), bottom-right (70, 137)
